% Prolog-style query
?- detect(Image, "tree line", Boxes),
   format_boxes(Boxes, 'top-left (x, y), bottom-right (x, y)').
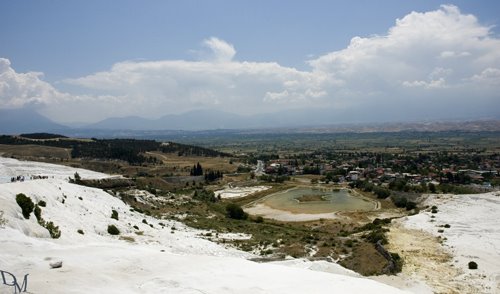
top-left (0, 135), bottom-right (231, 165)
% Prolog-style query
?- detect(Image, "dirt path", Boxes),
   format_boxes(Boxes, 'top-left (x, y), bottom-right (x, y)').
top-left (386, 220), bottom-right (479, 294)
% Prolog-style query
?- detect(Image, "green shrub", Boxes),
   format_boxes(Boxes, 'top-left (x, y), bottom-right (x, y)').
top-left (428, 183), bottom-right (436, 193)
top-left (392, 196), bottom-right (407, 208)
top-left (111, 209), bottom-right (119, 220)
top-left (373, 186), bottom-right (391, 199)
top-left (192, 189), bottom-right (217, 202)
top-left (107, 224), bottom-right (120, 235)
top-left (364, 229), bottom-right (388, 245)
top-left (226, 203), bottom-right (248, 220)
top-left (38, 200), bottom-right (46, 207)
top-left (45, 221), bottom-right (61, 238)
top-left (391, 252), bottom-right (403, 273)
top-left (34, 205), bottom-right (42, 222)
top-left (254, 216), bottom-right (264, 223)
top-left (468, 261), bottom-right (478, 270)
top-left (345, 239), bottom-right (355, 247)
top-left (405, 201), bottom-right (417, 211)
top-left (16, 193), bottom-right (34, 219)
top-left (74, 172), bottom-right (81, 183)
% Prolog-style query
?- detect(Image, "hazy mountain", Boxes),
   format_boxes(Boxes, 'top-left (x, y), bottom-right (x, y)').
top-left (86, 116), bottom-right (157, 130)
top-left (86, 109), bottom-right (345, 131)
top-left (88, 110), bottom-right (247, 130)
top-left (156, 110), bottom-right (244, 130)
top-left (2, 108), bottom-right (498, 136)
top-left (0, 108), bottom-right (68, 134)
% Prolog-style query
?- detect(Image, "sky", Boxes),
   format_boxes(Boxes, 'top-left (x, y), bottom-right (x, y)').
top-left (0, 1), bottom-right (499, 124)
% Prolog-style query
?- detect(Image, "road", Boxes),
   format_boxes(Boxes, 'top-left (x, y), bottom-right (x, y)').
top-left (255, 160), bottom-right (265, 175)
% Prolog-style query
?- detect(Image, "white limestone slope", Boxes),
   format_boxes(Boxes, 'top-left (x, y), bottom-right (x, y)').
top-left (0, 157), bottom-right (407, 294)
top-left (399, 192), bottom-right (500, 293)
top-left (0, 156), bottom-right (112, 184)
top-left (215, 185), bottom-right (270, 199)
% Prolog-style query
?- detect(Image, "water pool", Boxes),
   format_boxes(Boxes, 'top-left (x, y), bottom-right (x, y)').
top-left (259, 187), bottom-right (376, 214)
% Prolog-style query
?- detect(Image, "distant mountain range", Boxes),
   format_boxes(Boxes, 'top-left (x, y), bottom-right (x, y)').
top-left (1, 108), bottom-right (499, 135)
top-left (86, 109), bottom-right (341, 130)
top-left (0, 108), bottom-right (68, 134)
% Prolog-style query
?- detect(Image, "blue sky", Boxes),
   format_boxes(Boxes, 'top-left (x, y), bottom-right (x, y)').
top-left (2, 0), bottom-right (499, 80)
top-left (0, 1), bottom-right (499, 124)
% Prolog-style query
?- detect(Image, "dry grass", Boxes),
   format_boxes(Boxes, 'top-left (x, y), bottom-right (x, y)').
top-left (0, 144), bottom-right (71, 159)
top-left (386, 222), bottom-right (478, 293)
top-left (119, 236), bottom-right (136, 243)
top-left (340, 242), bottom-right (389, 276)
top-left (147, 151), bottom-right (237, 174)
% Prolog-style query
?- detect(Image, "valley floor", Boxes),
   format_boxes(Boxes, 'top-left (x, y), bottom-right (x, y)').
top-left (0, 157), bottom-right (405, 294)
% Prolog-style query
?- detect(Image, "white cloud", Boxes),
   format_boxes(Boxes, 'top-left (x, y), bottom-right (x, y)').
top-left (308, 5), bottom-right (500, 89)
top-left (202, 37), bottom-right (236, 62)
top-left (306, 5), bottom-right (500, 115)
top-left (0, 58), bottom-right (134, 122)
top-left (402, 78), bottom-right (447, 89)
top-left (468, 68), bottom-right (500, 85)
top-left (1, 5), bottom-right (499, 123)
top-left (63, 58), bottom-right (324, 120)
top-left (440, 51), bottom-right (471, 58)
top-left (0, 58), bottom-right (64, 108)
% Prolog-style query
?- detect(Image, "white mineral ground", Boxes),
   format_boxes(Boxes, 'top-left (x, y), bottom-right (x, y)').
top-left (214, 185), bottom-right (271, 199)
top-left (244, 203), bottom-right (339, 222)
top-left (372, 192), bottom-right (500, 294)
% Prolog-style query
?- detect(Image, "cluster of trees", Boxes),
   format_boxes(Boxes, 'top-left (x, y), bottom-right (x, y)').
top-left (259, 174), bottom-right (289, 183)
top-left (349, 180), bottom-right (391, 199)
top-left (19, 133), bottom-right (68, 139)
top-left (266, 165), bottom-right (290, 176)
top-left (189, 163), bottom-right (223, 182)
top-left (0, 135), bottom-right (62, 145)
top-left (437, 183), bottom-right (477, 194)
top-left (160, 142), bottom-right (230, 157)
top-left (226, 203), bottom-right (248, 220)
top-left (390, 195), bottom-right (417, 211)
top-left (245, 154), bottom-right (279, 165)
top-left (71, 139), bottom-right (160, 165)
top-left (321, 171), bottom-right (344, 183)
top-left (205, 170), bottom-right (223, 182)
top-left (236, 165), bottom-right (253, 173)
top-left (190, 163), bottom-right (203, 176)
top-left (193, 189), bottom-right (217, 202)
top-left (0, 135), bottom-right (232, 166)
top-left (0, 134), bottom-right (68, 145)
top-left (302, 165), bottom-right (321, 175)
top-left (350, 177), bottom-right (479, 205)
top-left (444, 172), bottom-right (471, 185)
